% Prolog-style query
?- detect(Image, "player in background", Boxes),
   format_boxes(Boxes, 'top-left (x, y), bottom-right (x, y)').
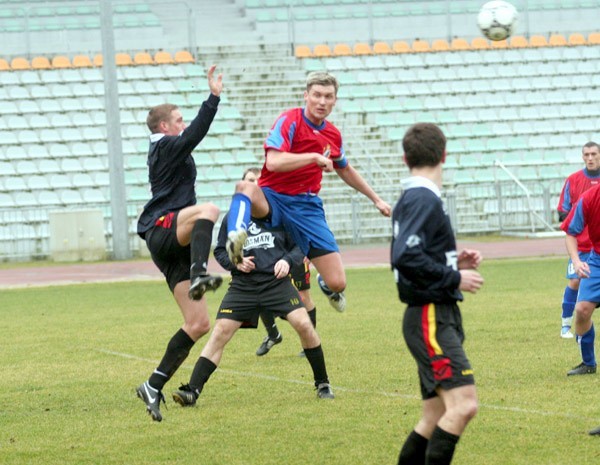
top-left (171, 194), bottom-right (335, 404)
top-left (135, 65), bottom-right (224, 422)
top-left (391, 123), bottom-right (484, 465)
top-left (561, 182), bottom-right (600, 376)
top-left (224, 71), bottom-right (391, 314)
top-left (557, 142), bottom-right (600, 338)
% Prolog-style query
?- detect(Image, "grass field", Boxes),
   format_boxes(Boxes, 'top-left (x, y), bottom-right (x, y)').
top-left (2, 257), bottom-right (600, 464)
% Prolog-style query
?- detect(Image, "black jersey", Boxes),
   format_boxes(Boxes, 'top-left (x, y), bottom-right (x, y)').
top-left (214, 213), bottom-right (304, 285)
top-left (391, 176), bottom-right (462, 306)
top-left (137, 93), bottom-right (220, 239)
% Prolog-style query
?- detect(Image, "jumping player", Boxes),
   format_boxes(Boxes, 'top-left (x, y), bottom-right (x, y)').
top-left (557, 142), bottom-right (600, 338)
top-left (392, 123), bottom-right (484, 465)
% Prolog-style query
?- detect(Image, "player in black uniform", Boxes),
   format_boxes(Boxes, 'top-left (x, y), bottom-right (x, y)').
top-left (391, 123), bottom-right (484, 465)
top-left (135, 65), bottom-right (224, 422)
top-left (170, 211), bottom-right (335, 404)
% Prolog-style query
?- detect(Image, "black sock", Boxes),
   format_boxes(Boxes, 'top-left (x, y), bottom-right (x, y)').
top-left (149, 328), bottom-right (195, 390)
top-left (398, 430), bottom-right (428, 465)
top-left (425, 426), bottom-right (460, 465)
top-left (307, 306), bottom-right (316, 328)
top-left (190, 219), bottom-right (214, 277)
top-left (260, 312), bottom-right (279, 339)
top-left (189, 356), bottom-right (217, 397)
top-left (303, 344), bottom-right (329, 386)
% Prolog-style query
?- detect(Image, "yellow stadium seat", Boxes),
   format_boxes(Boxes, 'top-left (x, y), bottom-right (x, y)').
top-left (93, 54), bottom-right (103, 67)
top-left (294, 45), bottom-right (312, 58)
top-left (52, 55), bottom-right (72, 68)
top-left (509, 35), bottom-right (528, 48)
top-left (115, 53), bottom-right (133, 66)
top-left (588, 32), bottom-right (600, 45)
top-left (431, 39), bottom-right (450, 52)
top-left (353, 42), bottom-right (372, 55)
top-left (373, 41), bottom-right (392, 54)
top-left (392, 40), bottom-right (410, 53)
top-left (471, 37), bottom-right (490, 49)
top-left (11, 57), bottom-right (30, 70)
top-left (548, 33), bottom-right (567, 46)
top-left (529, 35), bottom-right (548, 47)
top-left (411, 39), bottom-right (430, 52)
top-left (333, 43), bottom-right (352, 56)
top-left (154, 51), bottom-right (174, 64)
top-left (72, 55), bottom-right (93, 68)
top-left (313, 44), bottom-right (332, 57)
top-left (31, 56), bottom-right (51, 69)
top-left (174, 50), bottom-right (195, 63)
top-left (450, 37), bottom-right (470, 51)
top-left (134, 52), bottom-right (154, 65)
top-left (0, 58), bottom-right (10, 71)
top-left (568, 33), bottom-right (586, 46)
top-left (491, 39), bottom-right (508, 49)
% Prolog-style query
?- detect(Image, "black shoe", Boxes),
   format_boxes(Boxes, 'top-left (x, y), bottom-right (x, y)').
top-left (316, 382), bottom-right (335, 399)
top-left (189, 273), bottom-right (223, 300)
top-left (172, 384), bottom-right (198, 407)
top-left (589, 425), bottom-right (600, 435)
top-left (136, 382), bottom-right (166, 422)
top-left (567, 362), bottom-right (597, 376)
top-left (256, 333), bottom-right (283, 356)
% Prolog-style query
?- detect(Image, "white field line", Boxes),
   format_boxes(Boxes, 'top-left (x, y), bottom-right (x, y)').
top-left (98, 349), bottom-right (597, 421)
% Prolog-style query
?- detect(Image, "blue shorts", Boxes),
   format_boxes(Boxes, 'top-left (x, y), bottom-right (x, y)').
top-left (261, 187), bottom-right (339, 257)
top-left (577, 251), bottom-right (600, 304)
top-left (566, 251), bottom-right (591, 279)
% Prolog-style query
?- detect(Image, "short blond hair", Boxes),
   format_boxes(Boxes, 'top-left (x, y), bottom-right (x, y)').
top-left (306, 71), bottom-right (339, 95)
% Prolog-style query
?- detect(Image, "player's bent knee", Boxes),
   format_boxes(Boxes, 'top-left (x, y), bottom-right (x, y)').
top-left (186, 319), bottom-right (211, 339)
top-left (326, 277), bottom-right (346, 293)
top-left (197, 202), bottom-right (220, 221)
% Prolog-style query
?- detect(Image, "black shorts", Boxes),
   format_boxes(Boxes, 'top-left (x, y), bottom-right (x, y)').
top-left (290, 260), bottom-right (311, 291)
top-left (402, 302), bottom-right (474, 400)
top-left (145, 211), bottom-right (190, 292)
top-left (217, 277), bottom-right (305, 328)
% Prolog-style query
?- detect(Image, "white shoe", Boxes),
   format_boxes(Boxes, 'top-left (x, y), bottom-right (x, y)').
top-left (561, 326), bottom-right (574, 339)
top-left (317, 274), bottom-right (346, 312)
top-left (226, 229), bottom-right (247, 265)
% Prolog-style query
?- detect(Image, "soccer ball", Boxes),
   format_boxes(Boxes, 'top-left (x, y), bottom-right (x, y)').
top-left (477, 1), bottom-right (518, 41)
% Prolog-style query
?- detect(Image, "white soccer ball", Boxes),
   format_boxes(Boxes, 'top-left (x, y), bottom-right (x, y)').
top-left (477, 1), bottom-right (518, 41)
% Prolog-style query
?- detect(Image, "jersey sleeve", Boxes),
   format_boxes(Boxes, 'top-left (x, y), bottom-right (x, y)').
top-left (264, 113), bottom-right (295, 153)
top-left (557, 178), bottom-right (572, 215)
top-left (560, 198), bottom-right (586, 237)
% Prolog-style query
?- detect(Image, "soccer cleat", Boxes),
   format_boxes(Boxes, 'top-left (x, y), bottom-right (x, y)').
top-left (226, 229), bottom-right (248, 265)
top-left (316, 382), bottom-right (335, 399)
top-left (567, 362), bottom-right (597, 376)
top-left (589, 425), bottom-right (600, 436)
top-left (256, 333), bottom-right (283, 356)
top-left (136, 381), bottom-right (166, 422)
top-left (172, 384), bottom-right (198, 407)
top-left (316, 274), bottom-right (346, 312)
top-left (561, 326), bottom-right (574, 339)
top-left (188, 273), bottom-right (223, 300)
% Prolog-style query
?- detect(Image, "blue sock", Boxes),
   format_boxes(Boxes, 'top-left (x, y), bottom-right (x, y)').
top-left (227, 193), bottom-right (251, 234)
top-left (580, 324), bottom-right (596, 366)
top-left (562, 286), bottom-right (577, 321)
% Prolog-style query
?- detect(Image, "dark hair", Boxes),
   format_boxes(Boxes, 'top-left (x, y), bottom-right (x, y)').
top-left (583, 141), bottom-right (599, 151)
top-left (402, 123), bottom-right (447, 169)
top-left (242, 167), bottom-right (260, 180)
top-left (146, 103), bottom-right (178, 133)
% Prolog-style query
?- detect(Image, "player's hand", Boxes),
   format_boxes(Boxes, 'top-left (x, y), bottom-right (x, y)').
top-left (315, 154), bottom-right (334, 172)
top-left (458, 249), bottom-right (482, 269)
top-left (273, 259), bottom-right (290, 279)
top-left (375, 199), bottom-right (391, 217)
top-left (459, 270), bottom-right (484, 293)
top-left (575, 261), bottom-right (591, 278)
top-left (207, 64), bottom-right (223, 97)
top-left (236, 256), bottom-right (255, 273)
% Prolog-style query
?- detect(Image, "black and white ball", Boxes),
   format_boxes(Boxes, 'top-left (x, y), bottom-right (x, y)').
top-left (477, 1), bottom-right (518, 41)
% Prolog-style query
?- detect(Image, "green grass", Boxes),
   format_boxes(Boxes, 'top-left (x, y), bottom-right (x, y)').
top-left (1, 258), bottom-right (599, 464)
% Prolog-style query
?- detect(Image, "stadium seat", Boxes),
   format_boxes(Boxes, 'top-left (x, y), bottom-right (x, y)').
top-left (294, 45), bottom-right (312, 58)
top-left (72, 55), bottom-right (93, 68)
top-left (134, 52), bottom-right (154, 65)
top-left (471, 37), bottom-right (490, 49)
top-left (353, 42), bottom-right (372, 55)
top-left (568, 33), bottom-right (586, 46)
top-left (154, 51), bottom-right (174, 64)
top-left (93, 54), bottom-right (103, 66)
top-left (548, 33), bottom-right (567, 46)
top-left (411, 39), bottom-right (430, 52)
top-left (0, 59), bottom-right (9, 71)
top-left (31, 56), bottom-right (51, 69)
top-left (372, 41), bottom-right (392, 54)
top-left (174, 50), bottom-right (195, 63)
top-left (587, 32), bottom-right (600, 44)
top-left (509, 36), bottom-right (528, 48)
top-left (490, 39), bottom-right (508, 49)
top-left (333, 43), bottom-right (352, 56)
top-left (450, 37), bottom-right (470, 51)
top-left (115, 53), bottom-right (133, 66)
top-left (529, 35), bottom-right (548, 47)
top-left (431, 39), bottom-right (450, 52)
top-left (313, 44), bottom-right (332, 57)
top-left (52, 55), bottom-right (72, 68)
top-left (392, 40), bottom-right (410, 53)
top-left (10, 57), bottom-right (30, 70)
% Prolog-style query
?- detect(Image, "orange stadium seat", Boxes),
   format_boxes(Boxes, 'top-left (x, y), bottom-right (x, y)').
top-left (31, 56), bottom-right (51, 69)
top-left (72, 55), bottom-right (93, 67)
top-left (548, 33), bottom-right (567, 46)
top-left (588, 32), bottom-right (600, 45)
top-left (11, 57), bottom-right (30, 70)
top-left (529, 35), bottom-right (548, 47)
top-left (509, 35), bottom-right (528, 48)
top-left (392, 40), bottom-right (410, 53)
top-left (450, 37), bottom-right (470, 51)
top-left (0, 58), bottom-right (9, 71)
top-left (491, 39), bottom-right (508, 49)
top-left (372, 41), bottom-right (392, 54)
top-left (353, 42), bottom-right (372, 55)
top-left (93, 54), bottom-right (103, 67)
top-left (154, 51), bottom-right (174, 64)
top-left (568, 33), bottom-right (586, 46)
top-left (294, 45), bottom-right (312, 58)
top-left (333, 43), bottom-right (352, 56)
top-left (174, 50), bottom-right (195, 63)
top-left (52, 55), bottom-right (72, 68)
top-left (431, 39), bottom-right (450, 52)
top-left (471, 37), bottom-right (490, 49)
top-left (313, 44), bottom-right (332, 57)
top-left (134, 52), bottom-right (154, 65)
top-left (411, 39), bottom-right (430, 52)
top-left (115, 53), bottom-right (133, 66)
